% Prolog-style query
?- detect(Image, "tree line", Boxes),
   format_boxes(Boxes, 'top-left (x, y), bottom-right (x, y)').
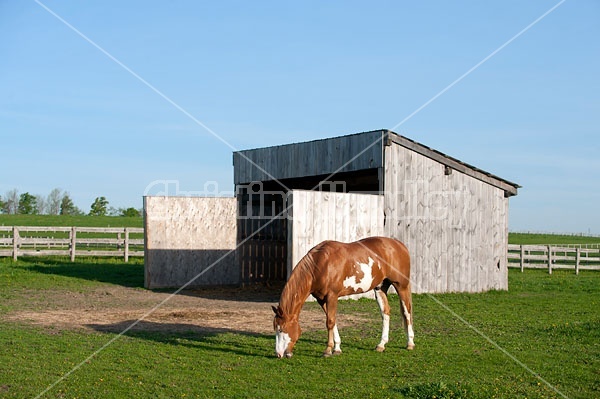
top-left (0, 188), bottom-right (141, 217)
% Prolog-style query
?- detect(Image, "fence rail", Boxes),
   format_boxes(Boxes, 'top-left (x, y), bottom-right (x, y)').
top-left (0, 226), bottom-right (144, 262)
top-left (508, 244), bottom-right (600, 274)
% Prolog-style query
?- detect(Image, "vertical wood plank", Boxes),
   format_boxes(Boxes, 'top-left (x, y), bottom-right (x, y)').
top-left (12, 226), bottom-right (18, 261)
top-left (124, 228), bottom-right (130, 263)
top-left (70, 227), bottom-right (77, 262)
top-left (520, 245), bottom-right (525, 272)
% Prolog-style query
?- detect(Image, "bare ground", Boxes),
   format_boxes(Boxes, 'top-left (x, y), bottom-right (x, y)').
top-left (3, 284), bottom-right (369, 336)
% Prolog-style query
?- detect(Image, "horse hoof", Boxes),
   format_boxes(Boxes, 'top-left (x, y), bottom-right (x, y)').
top-left (333, 350), bottom-right (342, 356)
top-left (375, 345), bottom-right (386, 352)
top-left (407, 344), bottom-right (415, 351)
top-left (323, 350), bottom-right (333, 358)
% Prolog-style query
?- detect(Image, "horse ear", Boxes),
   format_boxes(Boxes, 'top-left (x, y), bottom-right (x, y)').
top-left (272, 305), bottom-right (283, 317)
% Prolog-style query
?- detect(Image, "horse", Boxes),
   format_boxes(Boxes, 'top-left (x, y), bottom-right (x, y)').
top-left (272, 236), bottom-right (414, 358)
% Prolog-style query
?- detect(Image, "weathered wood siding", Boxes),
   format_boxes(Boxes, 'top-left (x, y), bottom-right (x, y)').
top-left (144, 196), bottom-right (238, 289)
top-left (287, 190), bottom-right (384, 274)
top-left (233, 130), bottom-right (385, 184)
top-left (384, 144), bottom-right (509, 293)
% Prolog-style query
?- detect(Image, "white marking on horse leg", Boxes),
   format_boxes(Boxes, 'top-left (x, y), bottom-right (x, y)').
top-left (333, 324), bottom-right (342, 354)
top-left (407, 324), bottom-right (415, 350)
top-left (374, 288), bottom-right (390, 351)
top-left (401, 300), bottom-right (415, 350)
top-left (275, 331), bottom-right (291, 358)
top-left (377, 314), bottom-right (390, 351)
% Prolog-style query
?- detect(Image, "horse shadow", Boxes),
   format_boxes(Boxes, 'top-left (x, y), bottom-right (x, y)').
top-left (86, 320), bottom-right (276, 357)
top-left (86, 320), bottom-right (329, 358)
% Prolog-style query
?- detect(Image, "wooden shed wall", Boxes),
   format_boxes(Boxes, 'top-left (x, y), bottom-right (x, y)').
top-left (288, 190), bottom-right (384, 296)
top-left (233, 130), bottom-right (385, 184)
top-left (384, 144), bottom-right (509, 293)
top-left (144, 196), bottom-right (238, 289)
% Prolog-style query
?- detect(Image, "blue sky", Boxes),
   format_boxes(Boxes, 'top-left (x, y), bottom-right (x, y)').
top-left (1, 1), bottom-right (598, 234)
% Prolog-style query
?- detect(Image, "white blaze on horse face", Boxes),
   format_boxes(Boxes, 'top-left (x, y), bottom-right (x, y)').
top-left (275, 329), bottom-right (291, 358)
top-left (343, 257), bottom-right (378, 293)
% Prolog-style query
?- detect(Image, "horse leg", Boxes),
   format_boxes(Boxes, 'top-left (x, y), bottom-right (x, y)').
top-left (374, 282), bottom-right (392, 352)
top-left (395, 283), bottom-right (415, 350)
top-left (317, 298), bottom-right (342, 355)
top-left (323, 296), bottom-right (341, 357)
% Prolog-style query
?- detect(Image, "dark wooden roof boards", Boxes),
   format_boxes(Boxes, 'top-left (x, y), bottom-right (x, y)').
top-left (233, 129), bottom-right (520, 197)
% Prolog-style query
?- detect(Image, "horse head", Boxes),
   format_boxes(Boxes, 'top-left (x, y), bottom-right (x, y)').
top-left (272, 305), bottom-right (301, 358)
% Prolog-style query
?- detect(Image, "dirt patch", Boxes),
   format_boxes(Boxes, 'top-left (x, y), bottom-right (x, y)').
top-left (3, 285), bottom-right (368, 336)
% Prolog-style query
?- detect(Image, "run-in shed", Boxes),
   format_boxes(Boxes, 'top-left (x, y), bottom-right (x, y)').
top-left (233, 129), bottom-right (519, 293)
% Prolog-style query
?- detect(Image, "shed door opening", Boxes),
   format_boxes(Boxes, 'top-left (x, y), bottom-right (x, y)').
top-left (236, 167), bottom-right (381, 285)
top-left (237, 185), bottom-right (287, 285)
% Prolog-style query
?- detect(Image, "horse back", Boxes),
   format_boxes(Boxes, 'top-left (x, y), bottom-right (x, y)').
top-left (310, 236), bottom-right (410, 298)
top-left (351, 236), bottom-right (410, 281)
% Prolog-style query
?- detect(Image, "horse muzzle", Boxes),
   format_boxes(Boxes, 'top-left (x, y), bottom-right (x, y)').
top-left (275, 351), bottom-right (293, 359)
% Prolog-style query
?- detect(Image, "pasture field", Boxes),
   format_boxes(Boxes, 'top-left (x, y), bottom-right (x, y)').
top-left (509, 233), bottom-right (600, 246)
top-left (0, 255), bottom-right (598, 399)
top-left (0, 215), bottom-right (143, 228)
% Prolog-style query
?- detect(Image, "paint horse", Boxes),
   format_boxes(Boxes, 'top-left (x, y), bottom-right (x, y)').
top-left (272, 236), bottom-right (414, 358)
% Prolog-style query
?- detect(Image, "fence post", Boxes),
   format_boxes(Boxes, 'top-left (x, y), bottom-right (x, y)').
top-left (124, 228), bottom-right (129, 263)
top-left (70, 227), bottom-right (77, 262)
top-left (575, 247), bottom-right (580, 275)
top-left (520, 245), bottom-right (524, 272)
top-left (547, 245), bottom-right (553, 274)
top-left (12, 226), bottom-right (19, 261)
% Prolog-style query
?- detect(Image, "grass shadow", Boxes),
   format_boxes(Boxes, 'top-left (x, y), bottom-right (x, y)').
top-left (21, 257), bottom-right (144, 288)
top-left (174, 282), bottom-right (284, 304)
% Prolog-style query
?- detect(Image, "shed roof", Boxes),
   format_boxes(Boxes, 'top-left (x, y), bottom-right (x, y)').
top-left (233, 129), bottom-right (520, 196)
top-left (385, 131), bottom-right (520, 197)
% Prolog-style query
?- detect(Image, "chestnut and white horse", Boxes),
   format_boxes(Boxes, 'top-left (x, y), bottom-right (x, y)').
top-left (272, 236), bottom-right (414, 358)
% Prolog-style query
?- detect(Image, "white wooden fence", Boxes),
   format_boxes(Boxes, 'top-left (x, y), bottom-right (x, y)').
top-left (508, 244), bottom-right (600, 274)
top-left (0, 226), bottom-right (144, 262)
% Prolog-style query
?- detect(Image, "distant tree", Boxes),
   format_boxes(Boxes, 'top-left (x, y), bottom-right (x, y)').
top-left (89, 196), bottom-right (109, 216)
top-left (121, 207), bottom-right (141, 217)
top-left (18, 192), bottom-right (38, 214)
top-left (0, 196), bottom-right (5, 214)
top-left (60, 194), bottom-right (82, 215)
top-left (47, 188), bottom-right (63, 215)
top-left (3, 189), bottom-right (19, 214)
top-left (35, 195), bottom-right (48, 214)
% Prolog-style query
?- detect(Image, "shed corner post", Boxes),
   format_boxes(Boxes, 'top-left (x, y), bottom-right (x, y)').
top-left (286, 191), bottom-right (295, 280)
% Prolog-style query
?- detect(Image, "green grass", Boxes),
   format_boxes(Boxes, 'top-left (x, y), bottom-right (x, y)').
top-left (0, 214), bottom-right (142, 228)
top-left (1, 256), bottom-right (598, 398)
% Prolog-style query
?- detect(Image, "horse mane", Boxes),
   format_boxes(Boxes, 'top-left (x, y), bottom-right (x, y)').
top-left (279, 241), bottom-right (334, 316)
